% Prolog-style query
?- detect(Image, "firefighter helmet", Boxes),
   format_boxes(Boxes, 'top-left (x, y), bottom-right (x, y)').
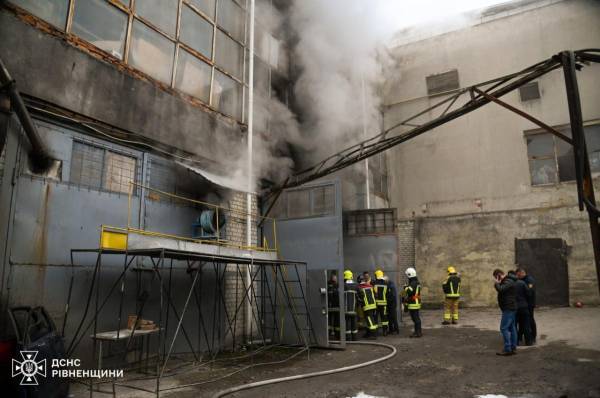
top-left (447, 266), bottom-right (457, 274)
top-left (343, 270), bottom-right (353, 280)
top-left (405, 267), bottom-right (417, 278)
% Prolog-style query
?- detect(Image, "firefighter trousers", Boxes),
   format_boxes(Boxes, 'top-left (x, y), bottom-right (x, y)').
top-left (345, 314), bottom-right (358, 340)
top-left (375, 304), bottom-right (389, 331)
top-left (443, 297), bottom-right (459, 321)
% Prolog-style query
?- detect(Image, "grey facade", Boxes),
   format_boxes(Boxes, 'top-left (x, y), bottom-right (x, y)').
top-left (384, 0), bottom-right (600, 306)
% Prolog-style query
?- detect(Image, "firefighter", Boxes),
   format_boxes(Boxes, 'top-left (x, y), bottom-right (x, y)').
top-left (384, 275), bottom-right (400, 334)
top-left (442, 265), bottom-right (461, 325)
top-left (358, 274), bottom-right (378, 339)
top-left (343, 270), bottom-right (359, 341)
top-left (327, 272), bottom-right (340, 339)
top-left (403, 267), bottom-right (422, 338)
top-left (373, 269), bottom-right (390, 336)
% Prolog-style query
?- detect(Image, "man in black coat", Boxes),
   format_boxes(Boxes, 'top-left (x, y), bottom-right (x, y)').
top-left (517, 267), bottom-right (536, 344)
top-left (512, 270), bottom-right (533, 346)
top-left (493, 269), bottom-right (518, 356)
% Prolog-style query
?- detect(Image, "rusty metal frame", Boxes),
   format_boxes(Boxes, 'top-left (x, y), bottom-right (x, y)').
top-left (275, 48), bottom-right (600, 295)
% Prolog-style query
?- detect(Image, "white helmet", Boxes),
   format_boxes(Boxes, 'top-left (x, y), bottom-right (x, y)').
top-left (405, 267), bottom-right (417, 278)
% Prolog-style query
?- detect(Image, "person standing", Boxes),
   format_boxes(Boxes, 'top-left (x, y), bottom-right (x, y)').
top-left (403, 267), bottom-right (422, 338)
top-left (513, 269), bottom-right (533, 346)
top-left (327, 272), bottom-right (340, 340)
top-left (358, 274), bottom-right (378, 339)
top-left (343, 270), bottom-right (359, 341)
top-left (385, 275), bottom-right (400, 334)
top-left (516, 267), bottom-right (536, 344)
top-left (373, 269), bottom-right (390, 336)
top-left (493, 269), bottom-right (518, 356)
top-left (442, 266), bottom-right (461, 325)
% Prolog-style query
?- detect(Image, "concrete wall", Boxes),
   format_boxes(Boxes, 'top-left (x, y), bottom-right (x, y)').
top-left (384, 0), bottom-right (600, 306)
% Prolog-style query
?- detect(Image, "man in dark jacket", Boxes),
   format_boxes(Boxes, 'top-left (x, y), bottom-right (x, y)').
top-left (327, 273), bottom-right (340, 339)
top-left (493, 269), bottom-right (518, 356)
top-left (385, 275), bottom-right (400, 334)
top-left (517, 267), bottom-right (536, 344)
top-left (513, 270), bottom-right (533, 346)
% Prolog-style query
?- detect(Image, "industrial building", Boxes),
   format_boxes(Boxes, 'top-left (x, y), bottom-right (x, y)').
top-left (0, 0), bottom-right (599, 397)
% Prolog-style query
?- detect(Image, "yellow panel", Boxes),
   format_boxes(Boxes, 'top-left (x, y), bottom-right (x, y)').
top-left (101, 230), bottom-right (128, 250)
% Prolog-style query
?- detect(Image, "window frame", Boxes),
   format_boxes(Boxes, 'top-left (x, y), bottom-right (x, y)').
top-left (525, 120), bottom-right (600, 187)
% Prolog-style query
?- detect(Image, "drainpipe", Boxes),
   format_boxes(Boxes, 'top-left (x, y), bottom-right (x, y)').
top-left (0, 57), bottom-right (51, 172)
top-left (361, 75), bottom-right (371, 209)
top-left (245, 0), bottom-right (256, 341)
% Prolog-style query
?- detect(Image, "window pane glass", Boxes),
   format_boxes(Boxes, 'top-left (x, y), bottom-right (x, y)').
top-left (218, 0), bottom-right (245, 43)
top-left (312, 185), bottom-right (335, 216)
top-left (70, 142), bottom-right (104, 189)
top-left (130, 20), bottom-right (175, 83)
top-left (188, 0), bottom-right (216, 20)
top-left (11, 0), bottom-right (68, 28)
top-left (72, 0), bottom-right (128, 59)
top-left (215, 30), bottom-right (243, 79)
top-left (212, 70), bottom-right (242, 119)
top-left (180, 5), bottom-right (214, 59)
top-left (529, 159), bottom-right (557, 185)
top-left (175, 50), bottom-right (212, 102)
top-left (585, 125), bottom-right (600, 173)
top-left (135, 0), bottom-right (178, 37)
top-left (103, 151), bottom-right (136, 194)
top-left (287, 189), bottom-right (310, 218)
top-left (254, 56), bottom-right (270, 97)
top-left (556, 135), bottom-right (575, 182)
top-left (526, 134), bottom-right (554, 159)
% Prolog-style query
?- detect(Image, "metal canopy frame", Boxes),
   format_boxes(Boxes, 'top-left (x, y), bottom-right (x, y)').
top-left (65, 248), bottom-right (313, 397)
top-left (276, 49), bottom-right (600, 295)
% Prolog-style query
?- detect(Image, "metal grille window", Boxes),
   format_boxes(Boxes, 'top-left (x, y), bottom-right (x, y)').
top-left (7, 0), bottom-right (278, 124)
top-left (526, 123), bottom-right (600, 186)
top-left (272, 184), bottom-right (336, 219)
top-left (519, 81), bottom-right (541, 102)
top-left (70, 141), bottom-right (136, 194)
top-left (344, 209), bottom-right (396, 236)
top-left (426, 70), bottom-right (459, 96)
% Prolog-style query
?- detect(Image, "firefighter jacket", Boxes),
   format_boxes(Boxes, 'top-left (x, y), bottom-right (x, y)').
top-left (442, 274), bottom-right (461, 298)
top-left (344, 280), bottom-right (358, 315)
top-left (373, 278), bottom-right (389, 306)
top-left (327, 280), bottom-right (339, 310)
top-left (357, 282), bottom-right (377, 311)
top-left (403, 277), bottom-right (421, 310)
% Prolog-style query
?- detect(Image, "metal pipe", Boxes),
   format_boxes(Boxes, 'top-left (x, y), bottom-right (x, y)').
top-left (0, 57), bottom-right (51, 172)
top-left (361, 75), bottom-right (371, 209)
top-left (246, 0), bottom-right (256, 341)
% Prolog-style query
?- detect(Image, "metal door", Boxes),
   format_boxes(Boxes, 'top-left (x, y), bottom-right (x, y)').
top-left (515, 238), bottom-right (569, 306)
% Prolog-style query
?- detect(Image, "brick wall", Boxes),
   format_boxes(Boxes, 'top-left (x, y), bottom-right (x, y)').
top-left (223, 192), bottom-right (258, 347)
top-left (397, 219), bottom-right (415, 287)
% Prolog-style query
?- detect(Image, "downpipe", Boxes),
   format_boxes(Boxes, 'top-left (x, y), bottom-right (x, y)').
top-left (212, 341), bottom-right (397, 398)
top-left (0, 57), bottom-right (52, 172)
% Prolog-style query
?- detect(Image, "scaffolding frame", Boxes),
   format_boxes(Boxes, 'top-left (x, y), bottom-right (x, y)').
top-left (65, 248), bottom-right (314, 397)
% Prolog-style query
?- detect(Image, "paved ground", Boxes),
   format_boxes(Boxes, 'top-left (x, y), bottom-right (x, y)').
top-left (75, 307), bottom-right (600, 398)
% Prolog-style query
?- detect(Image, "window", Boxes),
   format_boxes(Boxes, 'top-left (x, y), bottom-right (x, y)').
top-left (426, 70), bottom-right (459, 96)
top-left (212, 69), bottom-right (242, 119)
top-left (175, 49), bottom-right (212, 102)
top-left (72, 0), bottom-right (128, 59)
top-left (519, 81), bottom-right (541, 102)
top-left (180, 4), bottom-right (214, 58)
top-left (187, 0), bottom-right (216, 20)
top-left (344, 209), bottom-right (395, 236)
top-left (129, 20), bottom-right (175, 83)
top-left (272, 184), bottom-right (336, 219)
top-left (218, 0), bottom-right (246, 43)
top-left (135, 0), bottom-right (179, 36)
top-left (70, 141), bottom-right (136, 194)
top-left (215, 30), bottom-right (244, 79)
top-left (10, 0), bottom-right (69, 29)
top-left (526, 123), bottom-right (600, 186)
top-left (370, 153), bottom-right (388, 198)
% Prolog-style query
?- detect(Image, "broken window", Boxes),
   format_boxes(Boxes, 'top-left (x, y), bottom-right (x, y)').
top-left (344, 209), bottom-right (396, 236)
top-left (312, 185), bottom-right (335, 216)
top-left (526, 123), bottom-right (600, 186)
top-left (287, 189), bottom-right (311, 219)
top-left (519, 81), bottom-right (541, 102)
top-left (72, 0), bottom-right (128, 59)
top-left (10, 0), bottom-right (69, 29)
top-left (212, 69), bottom-right (242, 119)
top-left (70, 141), bottom-right (136, 194)
top-left (187, 0), bottom-right (216, 20)
top-left (129, 20), bottom-right (175, 83)
top-left (175, 49), bottom-right (212, 102)
top-left (274, 184), bottom-right (336, 220)
top-left (180, 4), bottom-right (214, 59)
top-left (370, 153), bottom-right (389, 199)
top-left (218, 0), bottom-right (246, 43)
top-left (135, 0), bottom-right (178, 37)
top-left (215, 30), bottom-right (244, 79)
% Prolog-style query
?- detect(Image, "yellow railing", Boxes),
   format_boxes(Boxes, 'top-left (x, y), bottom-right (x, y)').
top-left (99, 182), bottom-right (278, 252)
